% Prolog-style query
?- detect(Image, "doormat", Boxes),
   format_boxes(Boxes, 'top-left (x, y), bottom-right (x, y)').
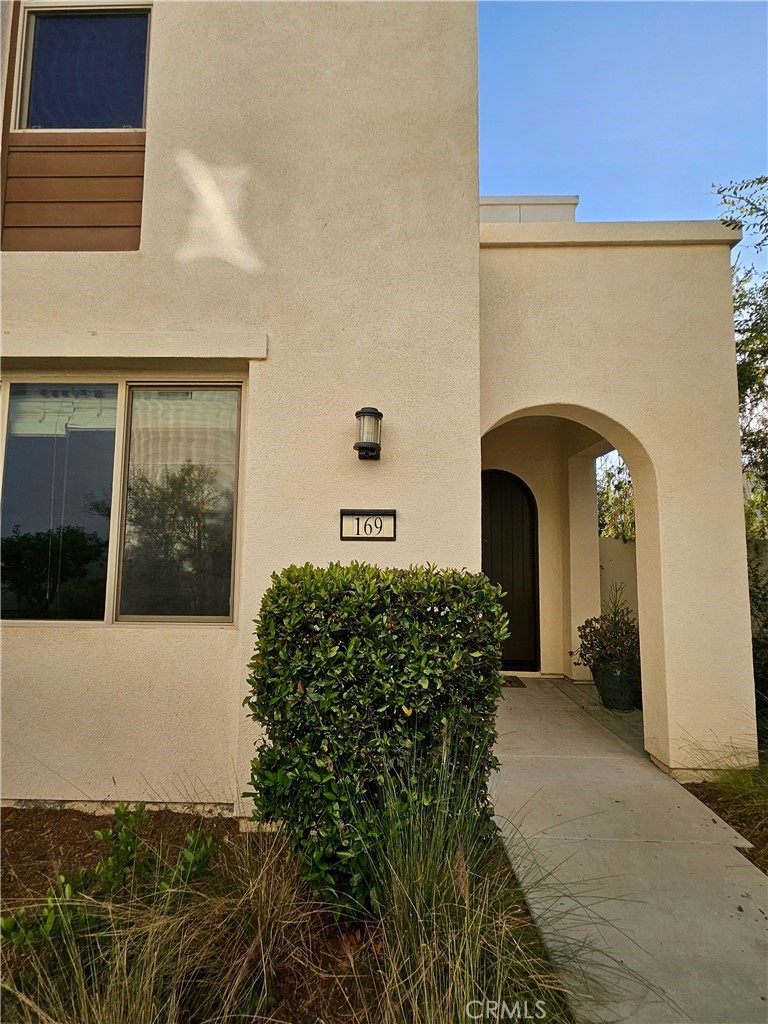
top-left (501, 676), bottom-right (526, 688)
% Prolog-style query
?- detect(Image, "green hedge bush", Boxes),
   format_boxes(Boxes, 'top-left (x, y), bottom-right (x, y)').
top-left (244, 562), bottom-right (509, 912)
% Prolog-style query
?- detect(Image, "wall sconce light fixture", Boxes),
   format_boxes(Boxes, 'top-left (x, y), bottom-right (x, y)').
top-left (354, 407), bottom-right (383, 460)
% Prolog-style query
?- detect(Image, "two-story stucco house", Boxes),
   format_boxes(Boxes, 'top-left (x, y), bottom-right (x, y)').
top-left (0, 1), bottom-right (758, 814)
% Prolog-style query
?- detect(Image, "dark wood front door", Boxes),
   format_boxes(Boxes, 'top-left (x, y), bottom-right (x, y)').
top-left (481, 469), bottom-right (540, 671)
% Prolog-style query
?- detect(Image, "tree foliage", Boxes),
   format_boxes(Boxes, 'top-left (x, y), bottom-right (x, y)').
top-left (747, 555), bottom-right (768, 734)
top-left (714, 175), bottom-right (768, 253)
top-left (596, 456), bottom-right (635, 542)
top-left (717, 176), bottom-right (768, 538)
top-left (733, 266), bottom-right (768, 507)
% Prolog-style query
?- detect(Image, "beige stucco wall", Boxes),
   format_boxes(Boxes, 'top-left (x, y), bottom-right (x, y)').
top-left (480, 221), bottom-right (757, 771)
top-left (600, 537), bottom-right (639, 617)
top-left (567, 454), bottom-right (602, 680)
top-left (1, 2), bottom-right (481, 806)
top-left (1, 627), bottom-right (241, 803)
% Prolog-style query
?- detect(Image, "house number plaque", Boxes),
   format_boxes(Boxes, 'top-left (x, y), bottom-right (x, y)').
top-left (340, 509), bottom-right (396, 541)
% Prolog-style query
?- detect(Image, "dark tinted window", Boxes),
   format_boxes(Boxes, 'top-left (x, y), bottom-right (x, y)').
top-left (25, 11), bottom-right (149, 129)
top-left (1, 384), bottom-right (117, 620)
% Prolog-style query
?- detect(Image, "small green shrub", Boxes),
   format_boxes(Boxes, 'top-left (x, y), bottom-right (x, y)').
top-left (570, 584), bottom-right (640, 679)
top-left (1, 803), bottom-right (219, 951)
top-left (244, 561), bottom-right (509, 912)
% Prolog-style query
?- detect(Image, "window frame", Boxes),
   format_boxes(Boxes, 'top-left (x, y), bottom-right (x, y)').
top-left (0, 373), bottom-right (245, 627)
top-left (13, 1), bottom-right (152, 133)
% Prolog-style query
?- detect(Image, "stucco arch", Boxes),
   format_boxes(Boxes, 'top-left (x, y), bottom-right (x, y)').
top-left (481, 402), bottom-right (757, 774)
top-left (484, 401), bottom-right (652, 475)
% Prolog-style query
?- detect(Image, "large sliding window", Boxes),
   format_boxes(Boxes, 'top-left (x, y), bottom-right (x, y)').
top-left (1, 382), bottom-right (240, 623)
top-left (1, 384), bottom-right (118, 620)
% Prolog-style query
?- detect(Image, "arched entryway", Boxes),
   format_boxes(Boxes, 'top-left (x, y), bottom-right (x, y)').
top-left (481, 469), bottom-right (540, 671)
top-left (480, 404), bottom-right (755, 774)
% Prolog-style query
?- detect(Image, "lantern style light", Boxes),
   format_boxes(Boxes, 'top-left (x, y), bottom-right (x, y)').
top-left (354, 407), bottom-right (383, 460)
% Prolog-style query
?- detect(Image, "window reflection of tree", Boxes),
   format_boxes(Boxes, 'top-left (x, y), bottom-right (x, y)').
top-left (1, 526), bottom-right (108, 619)
top-left (120, 460), bottom-right (234, 617)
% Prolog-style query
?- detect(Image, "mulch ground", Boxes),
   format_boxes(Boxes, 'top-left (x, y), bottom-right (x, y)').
top-left (0, 807), bottom-right (371, 1023)
top-left (1, 806), bottom-right (240, 912)
top-left (684, 784), bottom-right (768, 874)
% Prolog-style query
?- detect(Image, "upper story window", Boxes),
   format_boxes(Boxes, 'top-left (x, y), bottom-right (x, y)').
top-left (1, 4), bottom-right (151, 251)
top-left (20, 9), bottom-right (150, 129)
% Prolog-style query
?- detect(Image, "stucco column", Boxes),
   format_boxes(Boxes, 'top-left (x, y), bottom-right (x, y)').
top-left (567, 456), bottom-right (602, 681)
top-left (640, 449), bottom-right (758, 776)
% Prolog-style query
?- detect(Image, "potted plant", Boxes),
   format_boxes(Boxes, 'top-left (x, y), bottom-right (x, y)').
top-left (570, 584), bottom-right (641, 711)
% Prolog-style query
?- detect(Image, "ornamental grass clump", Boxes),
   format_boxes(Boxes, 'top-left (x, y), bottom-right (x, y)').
top-left (349, 749), bottom-right (574, 1023)
top-left (244, 561), bottom-right (509, 912)
top-left (1, 818), bottom-right (315, 1024)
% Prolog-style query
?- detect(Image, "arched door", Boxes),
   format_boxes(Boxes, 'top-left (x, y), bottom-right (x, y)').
top-left (481, 469), bottom-right (540, 671)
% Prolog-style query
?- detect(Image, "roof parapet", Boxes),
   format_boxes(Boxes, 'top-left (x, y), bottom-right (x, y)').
top-left (479, 220), bottom-right (742, 248)
top-left (480, 195), bottom-right (579, 224)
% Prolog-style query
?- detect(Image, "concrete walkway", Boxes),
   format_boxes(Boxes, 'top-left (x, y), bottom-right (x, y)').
top-left (492, 678), bottom-right (768, 1024)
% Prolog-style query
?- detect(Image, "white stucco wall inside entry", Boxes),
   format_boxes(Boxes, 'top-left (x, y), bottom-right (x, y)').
top-left (600, 538), bottom-right (639, 617)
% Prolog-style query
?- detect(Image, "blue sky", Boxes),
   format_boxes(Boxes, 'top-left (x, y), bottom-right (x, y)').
top-left (479, 2), bottom-right (767, 260)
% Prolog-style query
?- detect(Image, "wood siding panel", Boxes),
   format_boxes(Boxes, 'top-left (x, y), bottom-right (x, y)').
top-left (3, 226), bottom-right (141, 251)
top-left (2, 128), bottom-right (146, 250)
top-left (0, 2), bottom-right (22, 219)
top-left (5, 177), bottom-right (144, 202)
top-left (5, 201), bottom-right (142, 227)
top-left (7, 151), bottom-right (145, 178)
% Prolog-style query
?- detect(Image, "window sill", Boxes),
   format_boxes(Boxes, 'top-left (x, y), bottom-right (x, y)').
top-left (8, 130), bottom-right (145, 146)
